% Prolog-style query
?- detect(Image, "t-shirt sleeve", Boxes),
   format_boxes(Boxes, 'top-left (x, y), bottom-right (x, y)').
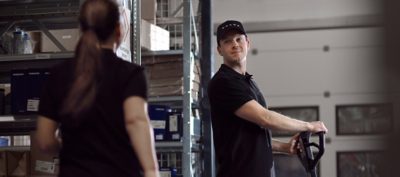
top-left (38, 73), bottom-right (59, 121)
top-left (210, 77), bottom-right (253, 113)
top-left (122, 67), bottom-right (148, 100)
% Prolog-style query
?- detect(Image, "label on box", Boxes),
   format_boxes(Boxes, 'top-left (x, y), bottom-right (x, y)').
top-left (172, 133), bottom-right (180, 140)
top-left (169, 115), bottom-right (178, 132)
top-left (160, 169), bottom-right (171, 177)
top-left (151, 120), bottom-right (166, 129)
top-left (27, 99), bottom-right (40, 111)
top-left (35, 160), bottom-right (56, 174)
top-left (155, 134), bottom-right (164, 140)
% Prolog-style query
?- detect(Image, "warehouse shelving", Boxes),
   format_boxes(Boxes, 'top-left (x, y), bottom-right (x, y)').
top-left (142, 49), bottom-right (184, 56)
top-left (143, 0), bottom-right (204, 176)
top-left (0, 116), bottom-right (36, 135)
top-left (0, 146), bottom-right (30, 151)
top-left (0, 52), bottom-right (74, 62)
top-left (0, 0), bottom-right (206, 176)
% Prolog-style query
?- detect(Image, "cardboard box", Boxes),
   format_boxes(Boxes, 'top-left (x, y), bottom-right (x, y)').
top-left (142, 55), bottom-right (201, 76)
top-left (149, 84), bottom-right (199, 95)
top-left (144, 61), bottom-right (200, 80)
top-left (142, 0), bottom-right (157, 24)
top-left (30, 132), bottom-right (59, 177)
top-left (41, 28), bottom-right (80, 52)
top-left (29, 31), bottom-right (41, 53)
top-left (142, 55), bottom-right (182, 65)
top-left (149, 87), bottom-right (199, 101)
top-left (141, 19), bottom-right (169, 51)
top-left (142, 55), bottom-right (201, 99)
top-left (12, 135), bottom-right (30, 147)
top-left (149, 76), bottom-right (200, 88)
top-left (0, 151), bottom-right (7, 177)
top-left (6, 151), bottom-right (30, 177)
top-left (0, 84), bottom-right (11, 115)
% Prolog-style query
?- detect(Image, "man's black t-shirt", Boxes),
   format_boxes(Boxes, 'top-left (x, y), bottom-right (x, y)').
top-left (208, 64), bottom-right (273, 177)
top-left (39, 49), bottom-right (147, 177)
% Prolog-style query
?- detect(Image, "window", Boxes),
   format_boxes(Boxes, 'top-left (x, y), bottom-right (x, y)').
top-left (337, 151), bottom-right (384, 177)
top-left (269, 106), bottom-right (319, 136)
top-left (336, 104), bottom-right (392, 135)
top-left (274, 153), bottom-right (320, 177)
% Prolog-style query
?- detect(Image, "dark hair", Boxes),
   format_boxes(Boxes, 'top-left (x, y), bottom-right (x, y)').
top-left (61, 0), bottom-right (119, 116)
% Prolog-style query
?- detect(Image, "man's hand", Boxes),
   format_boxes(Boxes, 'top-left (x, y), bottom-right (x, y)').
top-left (273, 134), bottom-right (300, 155)
top-left (309, 121), bottom-right (328, 133)
top-left (284, 133), bottom-right (300, 155)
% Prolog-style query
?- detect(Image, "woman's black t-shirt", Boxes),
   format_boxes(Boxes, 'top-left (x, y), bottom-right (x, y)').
top-left (39, 49), bottom-right (147, 177)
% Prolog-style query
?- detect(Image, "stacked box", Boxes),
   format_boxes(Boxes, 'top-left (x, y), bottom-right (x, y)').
top-left (41, 28), bottom-right (80, 52)
top-left (26, 69), bottom-right (44, 113)
top-left (6, 151), bottom-right (30, 177)
top-left (0, 84), bottom-right (11, 115)
top-left (11, 70), bottom-right (28, 115)
top-left (0, 151), bottom-right (6, 177)
top-left (141, 19), bottom-right (170, 51)
top-left (142, 55), bottom-right (201, 100)
top-left (148, 105), bottom-right (171, 141)
top-left (166, 110), bottom-right (182, 141)
top-left (0, 89), bottom-right (4, 115)
top-left (142, 0), bottom-right (157, 24)
top-left (11, 69), bottom-right (50, 114)
top-left (30, 132), bottom-right (59, 177)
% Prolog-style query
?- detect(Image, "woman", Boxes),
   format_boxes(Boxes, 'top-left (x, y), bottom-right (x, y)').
top-left (35, 0), bottom-right (159, 177)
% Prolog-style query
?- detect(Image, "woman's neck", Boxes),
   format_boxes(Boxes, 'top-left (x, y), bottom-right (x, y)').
top-left (99, 44), bottom-right (115, 51)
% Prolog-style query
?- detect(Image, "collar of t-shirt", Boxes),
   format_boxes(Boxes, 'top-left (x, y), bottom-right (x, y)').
top-left (101, 48), bottom-right (117, 59)
top-left (220, 64), bottom-right (253, 81)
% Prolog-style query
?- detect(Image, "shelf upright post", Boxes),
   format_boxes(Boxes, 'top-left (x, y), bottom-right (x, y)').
top-left (132, 0), bottom-right (141, 65)
top-left (200, 0), bottom-right (215, 176)
top-left (182, 0), bottom-right (193, 176)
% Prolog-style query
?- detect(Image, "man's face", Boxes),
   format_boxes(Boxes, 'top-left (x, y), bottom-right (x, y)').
top-left (217, 30), bottom-right (250, 65)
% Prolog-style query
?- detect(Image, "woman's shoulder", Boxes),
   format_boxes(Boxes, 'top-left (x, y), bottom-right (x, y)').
top-left (116, 58), bottom-right (144, 74)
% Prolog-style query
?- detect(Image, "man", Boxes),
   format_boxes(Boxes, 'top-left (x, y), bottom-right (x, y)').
top-left (208, 20), bottom-right (328, 177)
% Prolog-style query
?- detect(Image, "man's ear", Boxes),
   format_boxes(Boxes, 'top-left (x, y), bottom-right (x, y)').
top-left (217, 45), bottom-right (222, 56)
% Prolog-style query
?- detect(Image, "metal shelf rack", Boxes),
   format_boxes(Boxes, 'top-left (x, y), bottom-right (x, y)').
top-left (144, 0), bottom-right (203, 176)
top-left (0, 0), bottom-right (207, 176)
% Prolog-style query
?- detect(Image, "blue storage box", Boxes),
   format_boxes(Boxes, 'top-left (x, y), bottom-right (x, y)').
top-left (0, 137), bottom-right (9, 147)
top-left (167, 109), bottom-right (183, 141)
top-left (11, 69), bottom-right (50, 114)
top-left (11, 70), bottom-right (28, 114)
top-left (26, 69), bottom-right (48, 113)
top-left (148, 105), bottom-right (171, 141)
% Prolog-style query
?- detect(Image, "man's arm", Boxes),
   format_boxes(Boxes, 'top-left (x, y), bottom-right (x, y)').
top-left (235, 100), bottom-right (327, 133)
top-left (271, 136), bottom-right (298, 154)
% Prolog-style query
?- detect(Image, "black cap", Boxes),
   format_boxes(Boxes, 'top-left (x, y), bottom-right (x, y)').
top-left (217, 20), bottom-right (246, 44)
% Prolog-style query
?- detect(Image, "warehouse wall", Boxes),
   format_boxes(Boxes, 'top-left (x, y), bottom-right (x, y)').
top-left (212, 1), bottom-right (387, 177)
top-left (213, 0), bottom-right (381, 23)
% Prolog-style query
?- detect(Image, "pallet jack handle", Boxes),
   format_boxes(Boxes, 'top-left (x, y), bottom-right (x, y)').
top-left (296, 131), bottom-right (325, 177)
